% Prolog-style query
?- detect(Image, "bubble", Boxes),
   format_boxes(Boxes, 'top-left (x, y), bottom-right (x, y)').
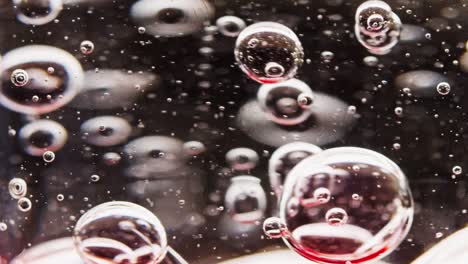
top-left (0, 222), bottom-right (7, 232)
top-left (273, 147), bottom-right (414, 263)
top-left (56, 194), bottom-right (64, 201)
top-left (224, 176), bottom-right (267, 224)
top-left (297, 93), bottom-right (314, 109)
top-left (11, 69), bottom-right (29, 87)
top-left (80, 40), bottom-right (95, 55)
top-left (225, 147), bottom-right (259, 171)
top-left (90, 174), bottom-right (100, 182)
top-left (355, 0), bottom-right (402, 55)
top-left (263, 217), bottom-right (287, 239)
top-left (347, 105), bottom-right (357, 114)
top-left (320, 51), bottom-right (334, 61)
top-left (73, 201), bottom-right (168, 264)
top-left (13, 0), bottom-right (63, 26)
top-left (363, 55), bottom-right (379, 67)
top-left (81, 116), bottom-right (132, 147)
top-left (452, 165), bottom-right (462, 175)
top-left (235, 22), bottom-right (304, 83)
top-left (43, 150), bottom-right (55, 162)
top-left (183, 140), bottom-right (206, 156)
top-left (269, 142), bottom-right (322, 197)
top-left (138, 26), bottom-right (146, 34)
top-left (8, 178), bottom-right (27, 199)
top-left (0, 45), bottom-right (84, 115)
top-left (216, 15), bottom-right (246, 37)
top-left (130, 0), bottom-right (214, 37)
top-left (19, 119), bottom-right (68, 156)
top-left (436, 82), bottom-right (451, 95)
top-left (103, 152), bottom-right (122, 166)
top-left (257, 78), bottom-right (314, 126)
top-left (18, 197), bottom-right (32, 212)
top-left (394, 106), bottom-right (403, 116)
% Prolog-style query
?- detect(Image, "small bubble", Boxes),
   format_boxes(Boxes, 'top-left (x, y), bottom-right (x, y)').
top-left (10, 69), bottom-right (29, 87)
top-left (43, 150), bottom-right (55, 163)
top-left (17, 197), bottom-right (32, 212)
top-left (80, 40), bottom-right (95, 55)
top-left (347, 105), bottom-right (357, 114)
top-left (297, 93), bottom-right (314, 109)
top-left (436, 82), bottom-right (451, 95)
top-left (0, 222), bottom-right (7, 232)
top-left (325, 207), bottom-right (348, 226)
top-left (394, 107), bottom-right (403, 116)
top-left (352, 193), bottom-right (360, 200)
top-left (57, 194), bottom-right (64, 201)
top-left (90, 174), bottom-right (100, 182)
top-left (452, 165), bottom-right (462, 175)
top-left (263, 217), bottom-right (287, 238)
top-left (137, 26), bottom-right (146, 34)
top-left (313, 187), bottom-right (331, 204)
top-left (393, 143), bottom-right (401, 150)
top-left (435, 232), bottom-right (443, 238)
top-left (265, 62), bottom-right (285, 78)
top-left (8, 178), bottom-right (27, 199)
top-left (47, 67), bottom-right (55, 74)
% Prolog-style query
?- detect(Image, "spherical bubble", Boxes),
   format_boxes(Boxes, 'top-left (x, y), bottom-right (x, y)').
top-left (130, 0), bottom-right (214, 37)
top-left (43, 150), bottom-right (56, 162)
top-left (263, 217), bottom-right (287, 239)
top-left (271, 147), bottom-right (413, 264)
top-left (224, 176), bottom-right (267, 224)
top-left (0, 222), bottom-right (7, 232)
top-left (80, 116), bottom-right (132, 147)
top-left (80, 40), bottom-right (95, 55)
top-left (183, 140), bottom-right (206, 156)
top-left (257, 78), bottom-right (314, 126)
top-left (355, 1), bottom-right (402, 55)
top-left (452, 165), bottom-right (462, 175)
top-left (102, 152), bottom-right (122, 166)
top-left (225, 147), bottom-right (259, 171)
top-left (17, 197), bottom-right (32, 212)
top-left (436, 82), bottom-right (451, 95)
top-left (8, 178), bottom-right (27, 199)
top-left (268, 142), bottom-right (322, 197)
top-left (73, 201), bottom-right (168, 264)
top-left (234, 22), bottom-right (304, 83)
top-left (13, 0), bottom-right (63, 26)
top-left (11, 69), bottom-right (29, 87)
top-left (216, 15), bottom-right (246, 37)
top-left (0, 45), bottom-right (84, 115)
top-left (297, 93), bottom-right (314, 109)
top-left (19, 119), bottom-right (68, 156)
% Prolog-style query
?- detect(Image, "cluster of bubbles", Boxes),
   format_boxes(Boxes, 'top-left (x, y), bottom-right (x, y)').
top-left (8, 177), bottom-right (32, 212)
top-left (234, 22), bottom-right (304, 83)
top-left (355, 0), bottom-right (402, 55)
top-left (263, 147), bottom-right (414, 264)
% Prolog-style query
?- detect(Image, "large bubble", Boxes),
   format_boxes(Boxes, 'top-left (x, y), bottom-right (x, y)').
top-left (0, 45), bottom-right (83, 115)
top-left (257, 78), bottom-right (314, 126)
top-left (264, 147), bottom-right (414, 264)
top-left (130, 0), bottom-right (214, 37)
top-left (235, 22), bottom-right (304, 83)
top-left (19, 119), bottom-right (68, 156)
top-left (13, 0), bottom-right (63, 26)
top-left (73, 201), bottom-right (168, 264)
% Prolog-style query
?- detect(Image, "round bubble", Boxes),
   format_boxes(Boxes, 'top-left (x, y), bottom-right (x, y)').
top-left (257, 78), bottom-right (314, 126)
top-left (355, 0), bottom-right (402, 55)
top-left (234, 22), bottom-right (304, 83)
top-left (225, 176), bottom-right (267, 224)
top-left (216, 16), bottom-right (246, 37)
top-left (130, 0), bottom-right (214, 37)
top-left (81, 116), bottom-right (132, 147)
top-left (19, 119), bottom-right (68, 156)
top-left (17, 197), bottom-right (32, 212)
top-left (225, 147), bottom-right (259, 171)
top-left (268, 142), bottom-right (322, 197)
top-left (73, 201), bottom-right (168, 264)
top-left (80, 40), bottom-right (95, 55)
top-left (8, 178), bottom-right (27, 199)
top-left (0, 45), bottom-right (84, 115)
top-left (266, 147), bottom-right (414, 263)
top-left (183, 140), bottom-right (206, 156)
top-left (71, 70), bottom-right (159, 110)
top-left (13, 0), bottom-right (63, 26)
top-left (43, 150), bottom-right (56, 163)
top-left (11, 69), bottom-right (29, 87)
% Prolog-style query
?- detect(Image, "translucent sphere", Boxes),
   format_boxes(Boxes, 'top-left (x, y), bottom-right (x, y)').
top-left (216, 16), bottom-right (246, 37)
top-left (268, 142), bottom-right (322, 197)
top-left (130, 0), bottom-right (214, 37)
top-left (355, 1), bottom-right (402, 55)
top-left (73, 201), bottom-right (168, 264)
top-left (257, 78), bottom-right (314, 126)
top-left (13, 0), bottom-right (63, 26)
top-left (80, 116), bottom-right (132, 147)
top-left (265, 147), bottom-right (414, 264)
top-left (8, 178), bottom-right (27, 199)
top-left (80, 40), bottom-right (95, 55)
top-left (11, 69), bottom-right (29, 87)
top-left (225, 147), bottom-right (259, 171)
top-left (0, 45), bottom-right (84, 115)
top-left (19, 119), bottom-right (68, 156)
top-left (225, 176), bottom-right (267, 224)
top-left (235, 22), bottom-right (304, 83)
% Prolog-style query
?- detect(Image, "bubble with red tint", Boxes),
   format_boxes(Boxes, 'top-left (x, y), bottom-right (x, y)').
top-left (234, 22), bottom-right (304, 83)
top-left (264, 147), bottom-right (413, 264)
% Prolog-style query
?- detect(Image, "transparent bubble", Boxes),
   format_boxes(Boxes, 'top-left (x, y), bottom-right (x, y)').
top-left (0, 222), bottom-right (7, 232)
top-left (81, 116), bottom-right (132, 147)
top-left (90, 174), bottom-right (100, 182)
top-left (11, 69), bottom-right (29, 87)
top-left (235, 22), bottom-right (304, 83)
top-left (216, 15), bottom-right (246, 37)
top-left (224, 176), bottom-right (267, 224)
top-left (8, 178), bottom-right (27, 199)
top-left (436, 82), bottom-right (451, 95)
top-left (257, 78), bottom-right (314, 126)
top-left (56, 194), bottom-right (64, 201)
top-left (269, 147), bottom-right (413, 263)
top-left (102, 152), bottom-right (122, 166)
top-left (73, 201), bottom-right (168, 264)
top-left (19, 119), bottom-right (68, 156)
top-left (80, 40), bottom-right (95, 55)
top-left (297, 93), bottom-right (314, 109)
top-left (269, 142), bottom-right (322, 197)
top-left (13, 0), bottom-right (63, 26)
top-left (138, 26), bottom-right (146, 34)
top-left (43, 150), bottom-right (56, 162)
top-left (0, 45), bottom-right (84, 115)
top-left (263, 217), bottom-right (287, 239)
top-left (130, 0), bottom-right (214, 37)
top-left (225, 147), bottom-right (259, 171)
top-left (355, 1), bottom-right (402, 55)
top-left (452, 165), bottom-right (462, 175)
top-left (183, 140), bottom-right (206, 156)
top-left (394, 106), bottom-right (403, 116)
top-left (18, 197), bottom-right (32, 212)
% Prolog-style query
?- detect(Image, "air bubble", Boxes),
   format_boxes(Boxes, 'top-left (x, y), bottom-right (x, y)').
top-left (216, 15), bottom-right (246, 37)
top-left (43, 150), bottom-right (55, 163)
top-left (11, 69), bottom-right (29, 87)
top-left (90, 174), bottom-right (100, 182)
top-left (263, 217), bottom-right (287, 239)
top-left (19, 119), bottom-right (68, 157)
top-left (452, 166), bottom-right (462, 175)
top-left (0, 222), bottom-right (7, 232)
top-left (183, 141), bottom-right (206, 156)
top-left (18, 197), bottom-right (32, 212)
top-left (297, 93), bottom-right (314, 109)
top-left (325, 207), bottom-right (348, 226)
top-left (13, 0), bottom-right (63, 26)
top-left (225, 147), bottom-right (259, 171)
top-left (8, 178), bottom-right (27, 199)
top-left (436, 82), bottom-right (451, 95)
top-left (80, 40), bottom-right (95, 55)
top-left (81, 116), bottom-right (132, 147)
top-left (235, 22), bottom-right (304, 83)
top-left (56, 194), bottom-right (64, 201)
